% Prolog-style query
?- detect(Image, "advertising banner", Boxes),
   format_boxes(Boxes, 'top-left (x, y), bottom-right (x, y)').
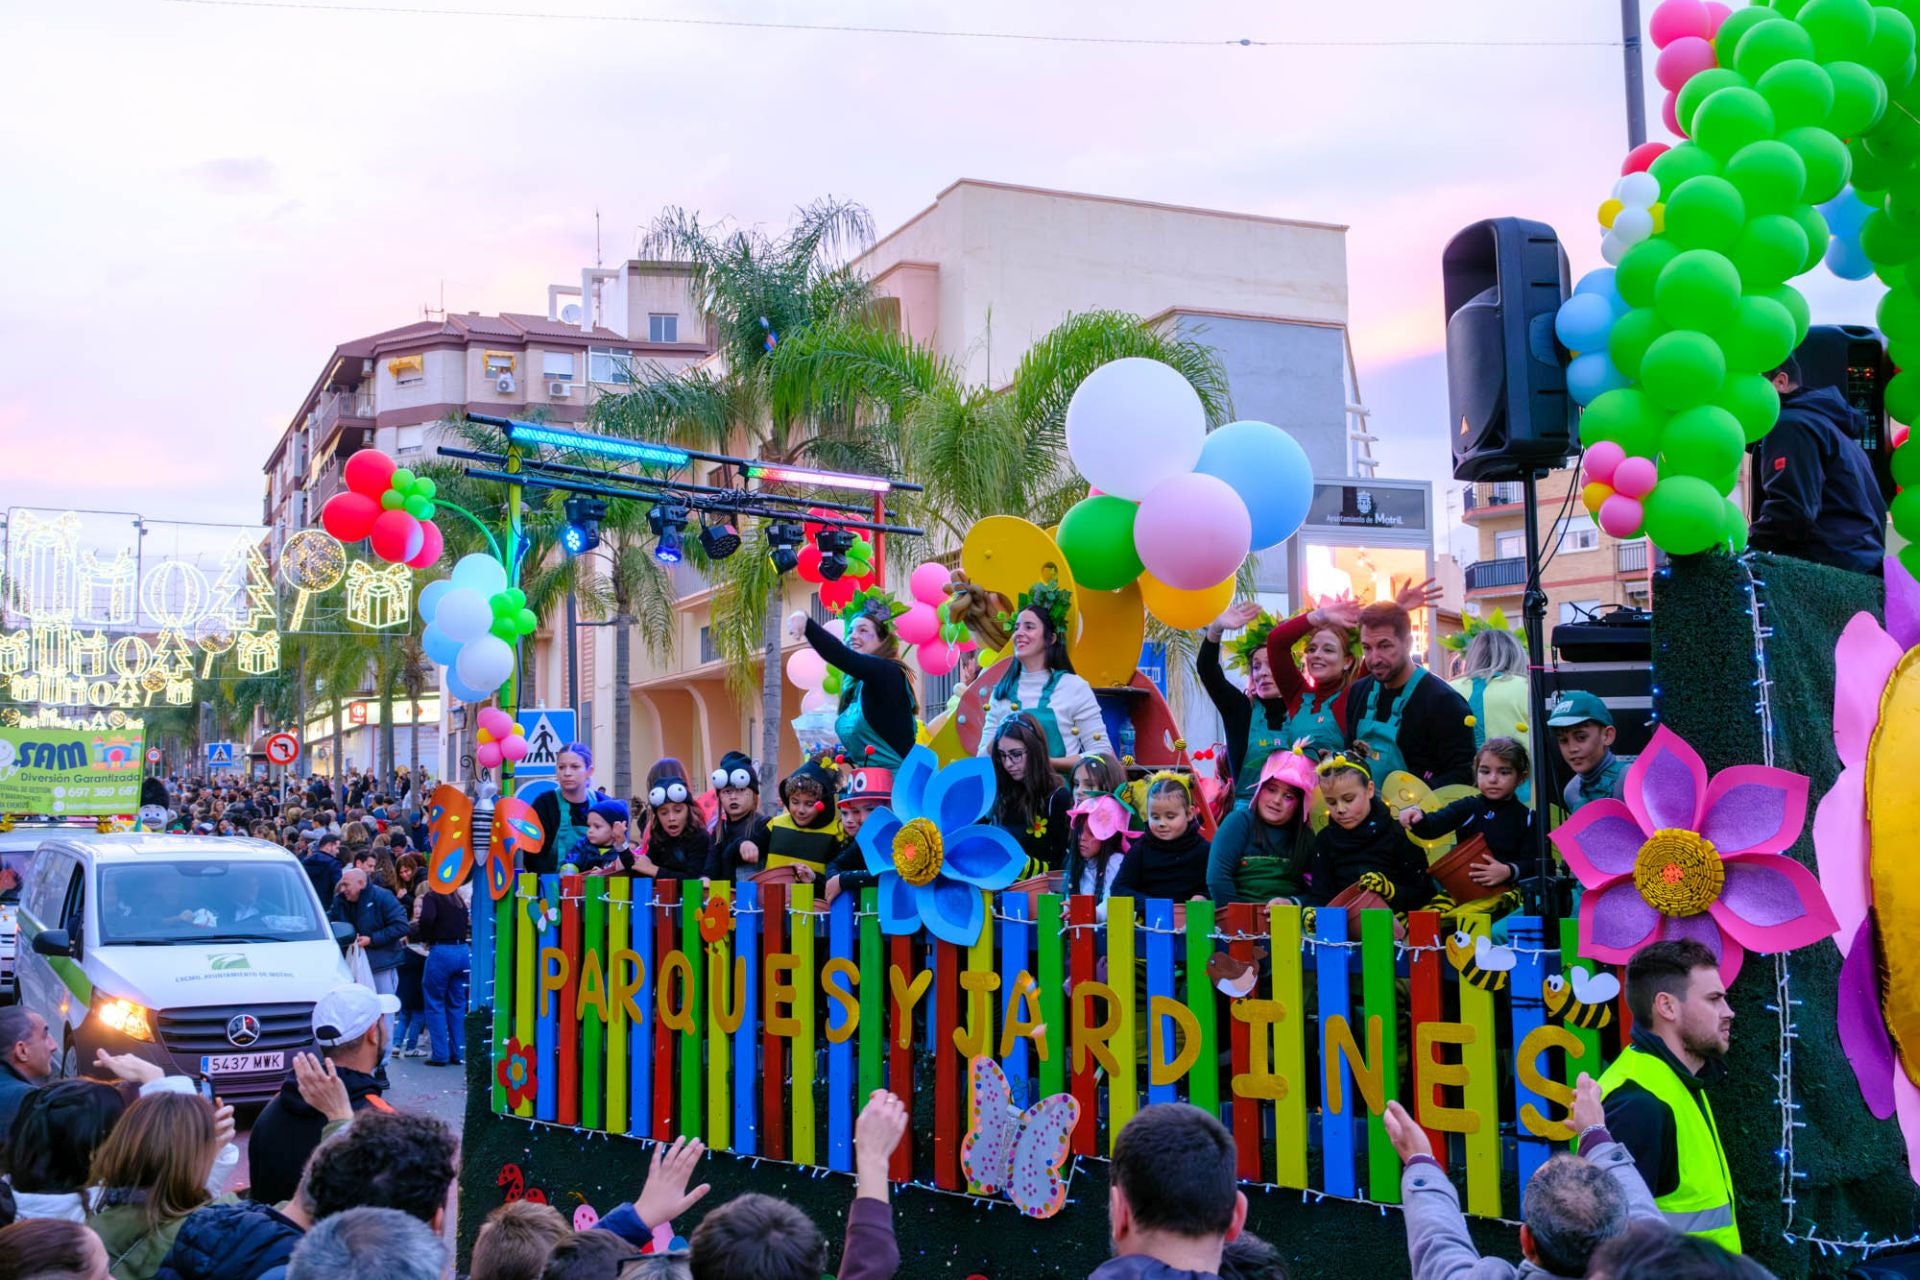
top-left (0, 725), bottom-right (144, 815)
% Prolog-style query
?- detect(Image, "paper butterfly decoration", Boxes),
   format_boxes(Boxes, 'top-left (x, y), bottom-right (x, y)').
top-left (426, 784), bottom-right (474, 893)
top-left (959, 1056), bottom-right (1079, 1219)
top-left (489, 796), bottom-right (544, 900)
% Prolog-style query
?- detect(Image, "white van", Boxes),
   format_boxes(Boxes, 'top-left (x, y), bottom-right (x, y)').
top-left (13, 833), bottom-right (355, 1103)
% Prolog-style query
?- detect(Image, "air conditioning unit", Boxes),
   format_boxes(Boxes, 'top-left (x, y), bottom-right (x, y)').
top-left (495, 373), bottom-right (516, 393)
top-left (548, 380), bottom-right (571, 398)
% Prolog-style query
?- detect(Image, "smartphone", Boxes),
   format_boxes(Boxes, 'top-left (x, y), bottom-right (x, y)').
top-left (196, 1074), bottom-right (215, 1102)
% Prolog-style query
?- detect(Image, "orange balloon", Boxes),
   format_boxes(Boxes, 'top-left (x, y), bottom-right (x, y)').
top-left (1140, 571), bottom-right (1235, 630)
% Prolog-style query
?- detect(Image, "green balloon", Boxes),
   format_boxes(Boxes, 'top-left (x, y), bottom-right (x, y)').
top-left (1789, 203), bottom-right (1831, 274)
top-left (850, 536), bottom-right (873, 558)
top-left (1649, 142), bottom-right (1723, 198)
top-left (490, 618), bottom-right (517, 642)
top-left (1057, 495), bottom-right (1145, 590)
top-left (1608, 307), bottom-right (1667, 379)
top-left (1827, 60), bottom-right (1889, 135)
top-left (1757, 59), bottom-right (1836, 129)
top-left (1715, 295), bottom-right (1798, 373)
top-left (1863, 208), bottom-right (1920, 265)
top-left (1640, 330), bottom-right (1729, 410)
top-left (936, 602), bottom-right (951, 622)
top-left (516, 608), bottom-right (538, 634)
top-left (491, 594), bottom-right (514, 618)
top-left (822, 668), bottom-right (843, 696)
top-left (1732, 213), bottom-right (1811, 287)
top-left (1799, 0), bottom-right (1876, 63)
top-left (1654, 249), bottom-right (1743, 331)
top-left (505, 588), bottom-right (526, 608)
top-left (415, 477), bottom-right (436, 499)
top-left (1643, 475), bottom-right (1733, 555)
top-left (1663, 176), bottom-right (1748, 252)
top-left (1715, 7), bottom-right (1781, 65)
top-left (416, 502), bottom-right (435, 520)
top-left (1757, 284), bottom-right (1812, 344)
top-left (403, 495), bottom-right (430, 519)
top-left (1724, 140), bottom-right (1808, 214)
top-left (392, 468), bottom-right (416, 490)
top-left (1722, 499), bottom-right (1750, 554)
top-left (1902, 543), bottom-right (1920, 583)
top-left (1891, 485), bottom-right (1920, 541)
top-left (1735, 18), bottom-right (1816, 80)
top-left (1870, 10), bottom-right (1920, 82)
top-left (1678, 69), bottom-right (1750, 136)
top-left (1719, 373), bottom-right (1783, 442)
top-left (380, 490), bottom-right (403, 510)
top-left (1660, 405), bottom-right (1749, 479)
top-left (1579, 388), bottom-right (1667, 457)
top-left (1887, 370), bottom-right (1920, 425)
top-left (1616, 239), bottom-right (1680, 307)
top-left (1876, 284), bottom-right (1920, 344)
top-left (1893, 435), bottom-right (1920, 486)
top-left (1849, 135), bottom-right (1898, 193)
top-left (1779, 124), bottom-right (1852, 201)
top-left (1692, 87), bottom-right (1777, 161)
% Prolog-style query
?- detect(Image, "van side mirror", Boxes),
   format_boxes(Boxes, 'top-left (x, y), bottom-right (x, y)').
top-left (330, 921), bottom-right (356, 948)
top-left (31, 928), bottom-right (73, 958)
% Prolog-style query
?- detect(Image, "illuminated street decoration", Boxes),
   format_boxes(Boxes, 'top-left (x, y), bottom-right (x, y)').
top-left (344, 561), bottom-right (412, 629)
top-left (7, 511), bottom-right (79, 620)
top-left (70, 630), bottom-right (107, 680)
top-left (235, 629), bottom-right (281, 676)
top-left (211, 537), bottom-right (277, 631)
top-left (140, 559), bottom-right (210, 629)
top-left (77, 550), bottom-right (137, 626)
top-left (281, 529), bottom-right (347, 631)
top-left (0, 632), bottom-right (26, 677)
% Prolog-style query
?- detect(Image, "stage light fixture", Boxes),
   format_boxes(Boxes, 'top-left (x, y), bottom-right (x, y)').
top-left (561, 496), bottom-right (606, 555)
top-left (766, 521), bottom-right (805, 574)
top-left (815, 527), bottom-right (855, 582)
top-left (699, 518), bottom-right (741, 561)
top-left (648, 503), bottom-right (690, 564)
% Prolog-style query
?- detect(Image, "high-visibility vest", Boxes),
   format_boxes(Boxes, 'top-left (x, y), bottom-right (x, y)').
top-left (1600, 1044), bottom-right (1741, 1253)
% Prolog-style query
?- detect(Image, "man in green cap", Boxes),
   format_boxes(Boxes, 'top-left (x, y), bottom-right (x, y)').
top-left (1549, 691), bottom-right (1633, 813)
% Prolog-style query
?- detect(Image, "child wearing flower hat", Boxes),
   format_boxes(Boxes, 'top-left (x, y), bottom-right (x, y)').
top-left (1207, 745), bottom-right (1318, 907)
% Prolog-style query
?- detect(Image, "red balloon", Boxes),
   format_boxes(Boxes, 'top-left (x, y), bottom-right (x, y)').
top-left (369, 509), bottom-right (418, 563)
top-left (802, 506), bottom-right (834, 542)
top-left (1621, 141), bottom-right (1670, 175)
top-left (321, 491), bottom-right (380, 542)
top-left (796, 543), bottom-right (824, 583)
top-left (407, 519), bottom-right (445, 569)
top-left (819, 577), bottom-right (855, 611)
top-left (343, 448), bottom-right (397, 498)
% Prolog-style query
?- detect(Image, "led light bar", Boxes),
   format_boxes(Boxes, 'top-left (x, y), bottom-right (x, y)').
top-left (747, 463), bottom-right (893, 493)
top-left (507, 422), bottom-right (689, 469)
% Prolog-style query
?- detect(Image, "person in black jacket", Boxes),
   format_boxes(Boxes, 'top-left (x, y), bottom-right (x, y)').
top-left (1342, 600), bottom-right (1475, 789)
top-left (634, 761), bottom-right (712, 880)
top-left (707, 751), bottom-right (771, 880)
top-left (153, 1201), bottom-right (305, 1280)
top-left (786, 598), bottom-right (919, 770)
top-left (1110, 775), bottom-right (1210, 902)
top-left (299, 834), bottom-right (343, 906)
top-left (245, 986), bottom-right (397, 1208)
top-left (1750, 357), bottom-right (1888, 574)
top-left (328, 870), bottom-right (409, 1084)
top-left (411, 888), bottom-right (469, 1067)
top-left (1305, 757), bottom-right (1432, 910)
top-left (1397, 737), bottom-right (1537, 892)
top-left (986, 717), bottom-right (1070, 877)
top-left (527, 744), bottom-right (604, 875)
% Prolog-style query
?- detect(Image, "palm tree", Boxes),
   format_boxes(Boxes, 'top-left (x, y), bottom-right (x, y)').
top-left (394, 631), bottom-right (431, 785)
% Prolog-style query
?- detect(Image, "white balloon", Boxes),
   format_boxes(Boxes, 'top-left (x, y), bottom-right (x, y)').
top-left (450, 553), bottom-right (507, 597)
top-left (434, 587), bottom-right (493, 642)
top-left (455, 634), bottom-right (515, 693)
top-left (1601, 231), bottom-right (1630, 265)
top-left (1613, 171), bottom-right (1661, 209)
top-left (800, 688), bottom-right (831, 714)
top-left (1064, 358), bottom-right (1207, 501)
top-left (1612, 207), bottom-right (1654, 246)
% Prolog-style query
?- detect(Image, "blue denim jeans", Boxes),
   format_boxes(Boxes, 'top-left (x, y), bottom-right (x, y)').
top-left (394, 1007), bottom-right (428, 1054)
top-left (423, 943), bottom-right (471, 1064)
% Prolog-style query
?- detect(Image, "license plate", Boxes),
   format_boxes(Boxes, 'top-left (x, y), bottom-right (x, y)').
top-left (200, 1052), bottom-right (283, 1075)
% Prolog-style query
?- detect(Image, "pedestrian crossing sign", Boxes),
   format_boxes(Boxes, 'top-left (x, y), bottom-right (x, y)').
top-left (513, 709), bottom-right (576, 779)
top-left (206, 742), bottom-right (237, 768)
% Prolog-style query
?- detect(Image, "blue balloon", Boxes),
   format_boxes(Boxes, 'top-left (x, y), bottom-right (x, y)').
top-left (445, 674), bottom-right (492, 704)
top-left (417, 579), bottom-right (452, 622)
top-left (421, 623), bottom-right (461, 666)
top-left (1825, 234), bottom-right (1875, 280)
top-left (1573, 267), bottom-right (1616, 297)
top-left (1820, 188), bottom-right (1873, 237)
top-left (1554, 293), bottom-right (1617, 354)
top-left (1193, 420), bottom-right (1313, 550)
top-left (1567, 351), bottom-right (1629, 405)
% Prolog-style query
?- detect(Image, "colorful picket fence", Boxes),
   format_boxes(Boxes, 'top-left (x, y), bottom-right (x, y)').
top-left (488, 875), bottom-right (1625, 1220)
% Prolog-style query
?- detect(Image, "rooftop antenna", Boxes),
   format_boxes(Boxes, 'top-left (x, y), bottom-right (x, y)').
top-left (595, 207), bottom-right (602, 268)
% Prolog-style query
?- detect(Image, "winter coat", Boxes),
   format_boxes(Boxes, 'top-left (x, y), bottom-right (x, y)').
top-left (1110, 826), bottom-right (1210, 902)
top-left (298, 851), bottom-right (342, 906)
top-left (244, 1066), bottom-right (392, 1208)
top-left (1305, 799), bottom-right (1432, 909)
top-left (152, 1201), bottom-right (304, 1280)
top-left (328, 884), bottom-right (409, 972)
top-left (707, 811), bottom-right (772, 880)
top-left (1750, 384), bottom-right (1888, 574)
top-left (0, 1061), bottom-right (39, 1139)
top-left (1086, 1255), bottom-right (1221, 1280)
top-left (89, 1192), bottom-right (240, 1280)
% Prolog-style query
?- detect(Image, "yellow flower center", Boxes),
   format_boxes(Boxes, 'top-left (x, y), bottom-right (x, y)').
top-left (1632, 828), bottom-right (1724, 917)
top-left (893, 817), bottom-right (944, 887)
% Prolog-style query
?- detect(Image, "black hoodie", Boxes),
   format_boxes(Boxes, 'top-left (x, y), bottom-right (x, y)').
top-left (245, 1064), bottom-right (391, 1207)
top-left (707, 810), bottom-right (772, 880)
top-left (1110, 825), bottom-right (1210, 902)
top-left (1751, 384), bottom-right (1888, 574)
top-left (1305, 799), bottom-right (1432, 909)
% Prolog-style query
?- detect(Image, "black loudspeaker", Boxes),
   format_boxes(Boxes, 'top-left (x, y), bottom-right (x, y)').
top-left (1443, 218), bottom-right (1577, 481)
top-left (1746, 324), bottom-right (1898, 518)
top-left (1548, 611), bottom-right (1654, 771)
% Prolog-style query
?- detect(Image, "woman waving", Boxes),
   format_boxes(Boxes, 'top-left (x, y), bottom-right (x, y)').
top-left (1196, 601), bottom-right (1291, 808)
top-left (786, 590), bottom-right (919, 770)
top-left (976, 583), bottom-right (1111, 775)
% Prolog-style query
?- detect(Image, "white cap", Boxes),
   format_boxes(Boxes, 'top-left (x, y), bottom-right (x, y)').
top-left (312, 984), bottom-right (401, 1047)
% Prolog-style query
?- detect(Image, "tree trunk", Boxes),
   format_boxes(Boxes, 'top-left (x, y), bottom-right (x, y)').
top-left (329, 690), bottom-right (346, 810)
top-left (408, 684), bottom-right (422, 786)
top-left (613, 613), bottom-right (633, 800)
top-left (378, 636), bottom-right (397, 788)
top-left (757, 575), bottom-right (784, 817)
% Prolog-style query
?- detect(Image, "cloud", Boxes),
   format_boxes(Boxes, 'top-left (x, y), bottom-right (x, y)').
top-left (185, 156), bottom-right (277, 194)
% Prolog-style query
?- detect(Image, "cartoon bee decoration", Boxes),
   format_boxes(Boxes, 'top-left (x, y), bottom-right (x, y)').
top-left (1543, 969), bottom-right (1622, 1029)
top-left (1445, 930), bottom-right (1517, 991)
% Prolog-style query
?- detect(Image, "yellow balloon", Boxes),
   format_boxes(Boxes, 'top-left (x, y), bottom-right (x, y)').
top-left (1140, 572), bottom-right (1234, 630)
top-left (1649, 202), bottom-right (1666, 234)
top-left (1581, 481), bottom-right (1613, 514)
top-left (1598, 198), bottom-right (1624, 229)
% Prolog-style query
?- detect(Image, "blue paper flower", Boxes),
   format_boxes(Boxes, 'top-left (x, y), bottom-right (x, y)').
top-left (856, 745), bottom-right (1027, 946)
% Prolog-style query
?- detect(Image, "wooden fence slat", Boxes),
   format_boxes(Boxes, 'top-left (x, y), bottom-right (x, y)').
top-left (790, 884), bottom-right (817, 1168)
top-left (606, 877), bottom-right (630, 1135)
top-left (933, 937), bottom-right (961, 1189)
top-left (886, 933), bottom-right (915, 1182)
top-left (1107, 894), bottom-right (1137, 1151)
top-left (1067, 895), bottom-right (1097, 1156)
top-left (733, 881), bottom-right (761, 1156)
top-left (1314, 905), bottom-right (1356, 1198)
top-left (1360, 907), bottom-right (1402, 1204)
top-left (582, 878), bottom-right (606, 1130)
top-left (1508, 916), bottom-right (1553, 1187)
top-left (536, 876), bottom-right (561, 1123)
top-left (1459, 917), bottom-right (1503, 1218)
top-left (858, 887), bottom-right (883, 1106)
top-left (679, 889), bottom-right (704, 1140)
top-left (706, 882), bottom-right (732, 1152)
top-left (999, 894), bottom-right (1032, 1108)
top-left (1559, 915), bottom-right (1605, 1087)
top-left (826, 892), bottom-right (855, 1171)
top-left (491, 883), bottom-right (513, 1114)
top-left (1225, 903), bottom-right (1260, 1182)
top-left (629, 878), bottom-right (654, 1139)
top-left (1036, 895), bottom-right (1066, 1102)
top-left (1269, 904), bottom-right (1308, 1189)
top-left (652, 881), bottom-right (678, 1140)
top-left (1184, 900), bottom-right (1219, 1115)
top-left (558, 873), bottom-right (582, 1127)
top-left (761, 882), bottom-right (788, 1161)
top-left (1144, 898), bottom-right (1177, 1107)
top-left (1406, 910), bottom-right (1447, 1169)
top-left (512, 873), bottom-right (536, 1119)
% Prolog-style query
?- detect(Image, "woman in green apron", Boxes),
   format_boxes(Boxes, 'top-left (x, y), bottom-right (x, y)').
top-left (1447, 625), bottom-right (1534, 803)
top-left (785, 591), bottom-right (919, 770)
top-left (1199, 601), bottom-right (1360, 806)
top-left (527, 742), bottom-right (603, 874)
top-left (977, 583), bottom-right (1111, 775)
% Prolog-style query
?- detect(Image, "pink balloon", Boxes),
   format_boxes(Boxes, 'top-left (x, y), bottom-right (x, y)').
top-left (1655, 36), bottom-right (1716, 93)
top-left (1613, 455), bottom-right (1659, 500)
top-left (895, 602), bottom-right (940, 645)
top-left (406, 519), bottom-right (444, 569)
top-left (1648, 0), bottom-right (1711, 49)
top-left (1662, 92), bottom-right (1685, 139)
top-left (1704, 1), bottom-right (1730, 35)
top-left (800, 688), bottom-right (832, 714)
top-left (478, 707), bottom-right (514, 736)
top-left (475, 741), bottom-right (503, 770)
top-left (1131, 472), bottom-right (1253, 591)
top-left (786, 648), bottom-right (827, 689)
top-left (917, 643), bottom-right (957, 677)
top-left (1584, 440), bottom-right (1627, 486)
top-left (1621, 141), bottom-right (1670, 176)
top-left (1599, 494), bottom-right (1646, 539)
top-left (909, 562), bottom-right (951, 606)
top-left (501, 735), bottom-right (530, 763)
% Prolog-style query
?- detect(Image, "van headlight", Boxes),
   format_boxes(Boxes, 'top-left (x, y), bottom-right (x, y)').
top-left (90, 994), bottom-right (154, 1042)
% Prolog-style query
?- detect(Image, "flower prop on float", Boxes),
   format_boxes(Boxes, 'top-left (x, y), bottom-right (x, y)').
top-left (1812, 555), bottom-right (1920, 1179)
top-left (855, 746), bottom-right (1027, 946)
top-left (1064, 794), bottom-right (1138, 851)
top-left (1558, 0), bottom-right (1920, 563)
top-left (487, 796), bottom-right (542, 900)
top-left (1057, 359), bottom-right (1314, 627)
top-left (1551, 725), bottom-right (1835, 984)
top-left (419, 554), bottom-right (518, 704)
top-left (426, 783), bottom-right (474, 892)
top-left (960, 1056), bottom-right (1080, 1219)
top-left (497, 1039), bottom-right (538, 1110)
top-left (474, 706), bottom-right (529, 770)
top-left (319, 449), bottom-right (446, 570)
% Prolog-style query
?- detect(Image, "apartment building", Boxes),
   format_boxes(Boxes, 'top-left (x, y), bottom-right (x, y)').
top-left (1459, 470), bottom-right (1655, 627)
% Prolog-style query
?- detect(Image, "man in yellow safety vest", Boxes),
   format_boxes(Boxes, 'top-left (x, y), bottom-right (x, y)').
top-left (1600, 938), bottom-right (1741, 1253)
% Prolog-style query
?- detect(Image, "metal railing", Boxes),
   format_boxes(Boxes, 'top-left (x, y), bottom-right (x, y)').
top-left (1616, 539), bottom-right (1649, 574)
top-left (1463, 482), bottom-right (1525, 514)
top-left (1463, 556), bottom-right (1528, 591)
top-left (312, 390), bottom-right (374, 438)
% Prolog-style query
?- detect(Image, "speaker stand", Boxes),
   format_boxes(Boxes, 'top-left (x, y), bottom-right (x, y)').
top-left (1521, 470), bottom-right (1559, 923)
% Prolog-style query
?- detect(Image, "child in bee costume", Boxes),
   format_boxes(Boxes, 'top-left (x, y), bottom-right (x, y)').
top-left (1396, 737), bottom-right (1534, 927)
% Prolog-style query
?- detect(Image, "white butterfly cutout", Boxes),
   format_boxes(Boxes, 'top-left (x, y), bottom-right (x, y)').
top-left (959, 1056), bottom-right (1081, 1219)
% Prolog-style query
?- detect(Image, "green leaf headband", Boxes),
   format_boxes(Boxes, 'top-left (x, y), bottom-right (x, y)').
top-left (1440, 605), bottom-right (1526, 654)
top-left (1011, 580), bottom-right (1072, 634)
top-left (1226, 612), bottom-right (1278, 673)
top-left (838, 586), bottom-right (907, 630)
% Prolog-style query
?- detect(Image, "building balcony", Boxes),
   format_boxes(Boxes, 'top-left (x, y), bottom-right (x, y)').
top-left (1462, 482), bottom-right (1524, 522)
top-left (1616, 538), bottom-right (1650, 575)
top-left (1464, 556), bottom-right (1528, 594)
top-left (309, 390), bottom-right (375, 451)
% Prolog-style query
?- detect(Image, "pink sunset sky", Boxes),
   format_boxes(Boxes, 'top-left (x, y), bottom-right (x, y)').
top-left (0, 0), bottom-right (1884, 528)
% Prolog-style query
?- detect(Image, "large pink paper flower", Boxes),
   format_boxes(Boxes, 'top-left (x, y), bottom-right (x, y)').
top-left (1551, 725), bottom-right (1835, 986)
top-left (1813, 555), bottom-right (1920, 1182)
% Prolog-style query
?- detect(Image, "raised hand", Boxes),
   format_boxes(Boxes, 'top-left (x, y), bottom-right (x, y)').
top-left (1571, 1072), bottom-right (1606, 1137)
top-left (1313, 595), bottom-right (1362, 629)
top-left (1210, 601), bottom-right (1264, 638)
top-left (785, 611), bottom-right (809, 641)
top-left (635, 1135), bottom-right (711, 1228)
top-left (854, 1090), bottom-right (909, 1202)
top-left (94, 1048), bottom-right (163, 1085)
top-left (1391, 576), bottom-right (1444, 613)
top-left (1382, 1100), bottom-right (1433, 1164)
top-left (293, 1051), bottom-right (353, 1123)
top-left (211, 1098), bottom-right (236, 1150)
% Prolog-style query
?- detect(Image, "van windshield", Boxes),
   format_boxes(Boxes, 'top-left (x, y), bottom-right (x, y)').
top-left (97, 861), bottom-right (330, 945)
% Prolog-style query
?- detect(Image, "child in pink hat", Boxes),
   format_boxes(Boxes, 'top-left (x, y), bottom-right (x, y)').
top-left (1206, 743), bottom-right (1319, 906)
